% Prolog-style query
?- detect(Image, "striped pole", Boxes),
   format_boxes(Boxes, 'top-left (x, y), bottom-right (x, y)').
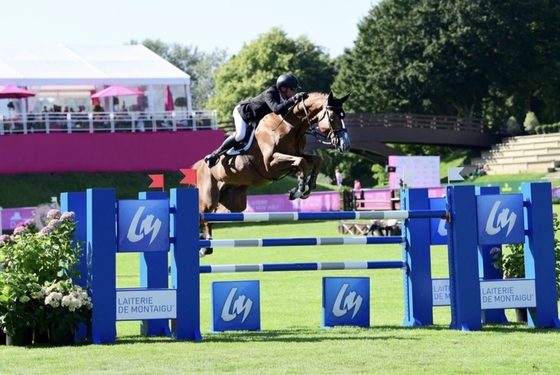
top-left (201, 209), bottom-right (446, 223)
top-left (200, 236), bottom-right (405, 248)
top-left (200, 260), bottom-right (407, 273)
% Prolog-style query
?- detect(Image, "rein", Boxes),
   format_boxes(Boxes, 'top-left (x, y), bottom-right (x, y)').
top-left (301, 99), bottom-right (347, 145)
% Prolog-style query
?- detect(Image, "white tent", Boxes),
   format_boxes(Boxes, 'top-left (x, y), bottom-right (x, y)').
top-left (0, 44), bottom-right (192, 113)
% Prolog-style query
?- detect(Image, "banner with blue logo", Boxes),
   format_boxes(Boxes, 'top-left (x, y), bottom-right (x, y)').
top-left (211, 280), bottom-right (260, 332)
top-left (476, 194), bottom-right (524, 245)
top-left (117, 200), bottom-right (169, 252)
top-left (322, 277), bottom-right (370, 327)
top-left (429, 197), bottom-right (448, 245)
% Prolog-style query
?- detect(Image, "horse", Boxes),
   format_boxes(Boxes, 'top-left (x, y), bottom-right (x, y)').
top-left (194, 91), bottom-right (351, 253)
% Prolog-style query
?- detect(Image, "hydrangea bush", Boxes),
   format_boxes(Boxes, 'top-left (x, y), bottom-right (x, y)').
top-left (0, 209), bottom-right (92, 338)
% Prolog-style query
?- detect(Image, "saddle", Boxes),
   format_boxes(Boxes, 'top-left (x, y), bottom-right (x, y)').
top-left (225, 124), bottom-right (256, 156)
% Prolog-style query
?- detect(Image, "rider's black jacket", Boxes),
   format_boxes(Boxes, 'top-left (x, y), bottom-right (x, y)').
top-left (236, 86), bottom-right (293, 124)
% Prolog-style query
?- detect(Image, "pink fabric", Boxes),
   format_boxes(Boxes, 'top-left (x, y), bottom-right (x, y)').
top-left (0, 85), bottom-right (35, 99)
top-left (164, 85), bottom-right (174, 111)
top-left (90, 90), bottom-right (100, 106)
top-left (0, 130), bottom-right (224, 175)
top-left (91, 85), bottom-right (143, 98)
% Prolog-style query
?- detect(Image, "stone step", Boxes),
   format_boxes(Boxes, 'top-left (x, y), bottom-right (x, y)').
top-left (474, 152), bottom-right (560, 164)
top-left (481, 147), bottom-right (557, 158)
top-left (492, 140), bottom-right (560, 150)
top-left (480, 160), bottom-right (558, 175)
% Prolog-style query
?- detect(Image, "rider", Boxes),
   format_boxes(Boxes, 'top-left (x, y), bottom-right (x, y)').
top-left (205, 73), bottom-right (308, 168)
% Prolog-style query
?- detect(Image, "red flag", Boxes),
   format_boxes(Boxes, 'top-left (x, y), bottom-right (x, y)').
top-left (148, 174), bottom-right (165, 191)
top-left (180, 169), bottom-right (197, 187)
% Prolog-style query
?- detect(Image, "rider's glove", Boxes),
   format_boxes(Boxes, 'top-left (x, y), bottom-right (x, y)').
top-left (291, 92), bottom-right (308, 103)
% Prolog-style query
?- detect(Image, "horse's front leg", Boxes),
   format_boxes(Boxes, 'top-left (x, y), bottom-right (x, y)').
top-left (269, 152), bottom-right (310, 200)
top-left (199, 220), bottom-right (213, 257)
top-left (301, 154), bottom-right (322, 198)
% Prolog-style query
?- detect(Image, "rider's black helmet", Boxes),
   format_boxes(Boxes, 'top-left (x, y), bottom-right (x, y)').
top-left (276, 74), bottom-right (302, 90)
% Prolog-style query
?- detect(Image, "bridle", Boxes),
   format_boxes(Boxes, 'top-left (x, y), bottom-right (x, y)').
top-left (301, 98), bottom-right (347, 145)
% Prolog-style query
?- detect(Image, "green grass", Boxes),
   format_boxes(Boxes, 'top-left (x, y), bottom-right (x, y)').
top-left (2, 217), bottom-right (560, 374)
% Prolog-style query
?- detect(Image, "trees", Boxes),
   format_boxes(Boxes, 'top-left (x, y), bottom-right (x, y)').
top-left (136, 39), bottom-right (228, 110)
top-left (333, 0), bottom-right (560, 124)
top-left (207, 28), bottom-right (336, 122)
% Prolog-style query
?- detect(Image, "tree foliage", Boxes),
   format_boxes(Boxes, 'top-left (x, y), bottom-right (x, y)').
top-left (134, 39), bottom-right (227, 110)
top-left (207, 28), bottom-right (336, 122)
top-left (333, 0), bottom-right (560, 124)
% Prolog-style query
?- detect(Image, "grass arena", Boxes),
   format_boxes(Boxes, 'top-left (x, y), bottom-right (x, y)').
top-left (3, 183), bottom-right (560, 375)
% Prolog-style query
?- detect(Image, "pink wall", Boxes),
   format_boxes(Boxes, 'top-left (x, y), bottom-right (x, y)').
top-left (0, 130), bottom-right (224, 174)
top-left (245, 191), bottom-right (340, 212)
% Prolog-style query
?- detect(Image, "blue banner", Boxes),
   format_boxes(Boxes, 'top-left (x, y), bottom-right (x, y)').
top-left (476, 194), bottom-right (524, 245)
top-left (117, 200), bottom-right (169, 252)
top-left (211, 280), bottom-right (261, 332)
top-left (322, 277), bottom-right (370, 327)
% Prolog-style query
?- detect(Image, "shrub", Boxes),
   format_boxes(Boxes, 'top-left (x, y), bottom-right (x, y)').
top-left (523, 111), bottom-right (540, 134)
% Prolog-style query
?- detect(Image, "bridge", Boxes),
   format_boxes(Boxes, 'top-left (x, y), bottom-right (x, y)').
top-left (305, 113), bottom-right (503, 164)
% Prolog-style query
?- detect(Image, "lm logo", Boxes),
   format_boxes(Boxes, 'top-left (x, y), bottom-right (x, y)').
top-left (485, 201), bottom-right (517, 237)
top-left (127, 206), bottom-right (162, 244)
top-left (221, 287), bottom-right (253, 323)
top-left (332, 283), bottom-right (363, 319)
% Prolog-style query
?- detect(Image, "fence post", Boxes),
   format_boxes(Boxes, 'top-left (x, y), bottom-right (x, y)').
top-left (139, 191), bottom-right (170, 336)
top-left (446, 185), bottom-right (482, 331)
top-left (402, 188), bottom-right (433, 326)
top-left (521, 182), bottom-right (560, 328)
top-left (476, 186), bottom-right (508, 324)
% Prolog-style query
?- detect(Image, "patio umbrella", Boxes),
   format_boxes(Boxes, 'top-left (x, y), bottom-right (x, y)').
top-left (164, 85), bottom-right (174, 111)
top-left (0, 85), bottom-right (36, 99)
top-left (91, 84), bottom-right (143, 98)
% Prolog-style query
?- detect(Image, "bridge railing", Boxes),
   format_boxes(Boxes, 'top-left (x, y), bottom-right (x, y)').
top-left (344, 113), bottom-right (501, 133)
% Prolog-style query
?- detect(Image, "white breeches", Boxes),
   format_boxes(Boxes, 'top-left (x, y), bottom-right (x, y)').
top-left (233, 104), bottom-right (249, 142)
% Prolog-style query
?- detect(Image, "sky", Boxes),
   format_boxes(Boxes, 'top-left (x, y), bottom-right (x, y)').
top-left (2, 0), bottom-right (379, 58)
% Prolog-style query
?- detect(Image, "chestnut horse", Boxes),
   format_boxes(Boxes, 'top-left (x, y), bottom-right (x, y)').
top-left (194, 92), bottom-right (351, 253)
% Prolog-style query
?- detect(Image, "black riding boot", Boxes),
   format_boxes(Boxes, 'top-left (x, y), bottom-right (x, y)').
top-left (205, 134), bottom-right (238, 168)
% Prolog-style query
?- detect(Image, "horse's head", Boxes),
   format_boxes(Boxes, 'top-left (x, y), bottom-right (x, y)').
top-left (309, 92), bottom-right (351, 154)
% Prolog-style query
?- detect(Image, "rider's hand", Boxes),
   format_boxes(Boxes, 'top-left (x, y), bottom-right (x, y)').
top-left (291, 92), bottom-right (308, 103)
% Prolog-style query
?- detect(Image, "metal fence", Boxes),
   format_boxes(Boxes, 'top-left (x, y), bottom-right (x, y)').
top-left (0, 110), bottom-right (218, 135)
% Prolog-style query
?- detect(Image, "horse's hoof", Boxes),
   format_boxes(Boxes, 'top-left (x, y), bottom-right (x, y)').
top-left (288, 187), bottom-right (299, 200)
top-left (199, 246), bottom-right (213, 257)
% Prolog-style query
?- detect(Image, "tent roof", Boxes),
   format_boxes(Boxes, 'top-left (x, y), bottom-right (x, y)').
top-left (0, 44), bottom-right (190, 86)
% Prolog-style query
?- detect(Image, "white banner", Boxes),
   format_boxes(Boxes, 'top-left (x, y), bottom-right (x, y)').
top-left (116, 289), bottom-right (176, 321)
top-left (431, 279), bottom-right (536, 309)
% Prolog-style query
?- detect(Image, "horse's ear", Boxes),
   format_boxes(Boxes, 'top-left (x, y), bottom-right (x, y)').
top-left (340, 92), bottom-right (351, 103)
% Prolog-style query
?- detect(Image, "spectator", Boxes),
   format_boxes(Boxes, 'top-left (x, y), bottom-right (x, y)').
top-left (335, 169), bottom-right (343, 187)
top-left (365, 220), bottom-right (385, 236)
